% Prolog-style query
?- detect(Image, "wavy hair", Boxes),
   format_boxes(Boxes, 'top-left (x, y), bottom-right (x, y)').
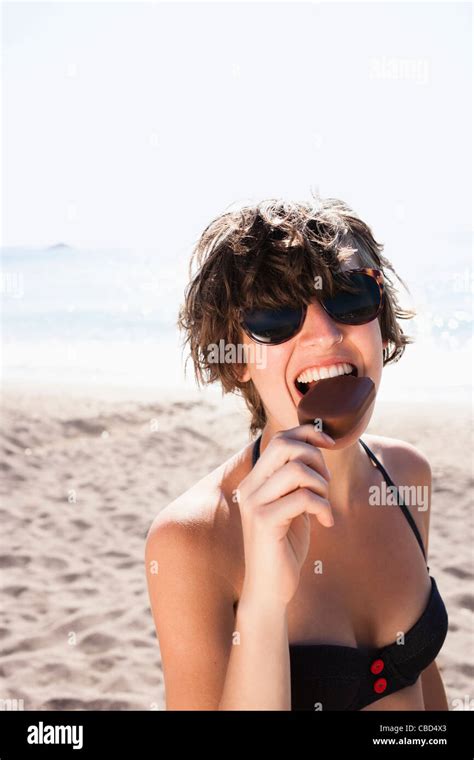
top-left (178, 193), bottom-right (416, 435)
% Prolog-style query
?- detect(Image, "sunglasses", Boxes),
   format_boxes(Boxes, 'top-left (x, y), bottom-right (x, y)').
top-left (240, 268), bottom-right (384, 345)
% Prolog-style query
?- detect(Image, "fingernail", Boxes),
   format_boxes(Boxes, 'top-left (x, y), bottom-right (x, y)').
top-left (322, 433), bottom-right (336, 445)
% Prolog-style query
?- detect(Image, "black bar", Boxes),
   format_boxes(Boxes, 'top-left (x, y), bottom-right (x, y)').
top-left (0, 709), bottom-right (471, 757)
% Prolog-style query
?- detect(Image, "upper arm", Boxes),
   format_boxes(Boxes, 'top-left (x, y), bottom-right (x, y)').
top-left (379, 437), bottom-right (433, 558)
top-left (144, 513), bottom-right (237, 710)
top-left (399, 441), bottom-right (432, 558)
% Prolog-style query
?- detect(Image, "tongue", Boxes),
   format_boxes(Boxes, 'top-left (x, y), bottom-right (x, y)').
top-left (297, 374), bottom-right (375, 440)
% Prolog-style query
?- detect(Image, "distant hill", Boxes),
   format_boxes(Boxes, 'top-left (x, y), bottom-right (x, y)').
top-left (1, 243), bottom-right (78, 258)
top-left (47, 243), bottom-right (76, 253)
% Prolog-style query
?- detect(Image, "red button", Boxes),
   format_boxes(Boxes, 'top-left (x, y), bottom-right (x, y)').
top-left (370, 658), bottom-right (385, 675)
top-left (373, 677), bottom-right (387, 694)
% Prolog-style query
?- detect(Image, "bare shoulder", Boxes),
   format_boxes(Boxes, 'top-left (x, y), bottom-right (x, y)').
top-left (144, 444), bottom-right (252, 709)
top-left (145, 443), bottom-right (251, 601)
top-left (361, 433), bottom-right (432, 549)
top-left (362, 433), bottom-right (432, 482)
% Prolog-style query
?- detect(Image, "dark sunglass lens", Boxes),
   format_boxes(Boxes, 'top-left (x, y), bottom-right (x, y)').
top-left (323, 273), bottom-right (381, 325)
top-left (243, 306), bottom-right (302, 343)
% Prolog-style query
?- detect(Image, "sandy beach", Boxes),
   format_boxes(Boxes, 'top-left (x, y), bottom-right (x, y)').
top-left (0, 382), bottom-right (472, 710)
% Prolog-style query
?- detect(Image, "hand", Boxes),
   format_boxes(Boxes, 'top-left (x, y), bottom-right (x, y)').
top-left (236, 425), bottom-right (335, 608)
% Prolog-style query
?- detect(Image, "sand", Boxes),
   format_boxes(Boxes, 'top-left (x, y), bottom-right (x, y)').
top-left (0, 382), bottom-right (472, 710)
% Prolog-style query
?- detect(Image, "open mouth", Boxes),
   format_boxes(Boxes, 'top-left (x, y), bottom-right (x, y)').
top-left (294, 362), bottom-right (358, 396)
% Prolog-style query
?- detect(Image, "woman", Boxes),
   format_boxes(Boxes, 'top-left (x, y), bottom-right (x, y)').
top-left (145, 196), bottom-right (449, 711)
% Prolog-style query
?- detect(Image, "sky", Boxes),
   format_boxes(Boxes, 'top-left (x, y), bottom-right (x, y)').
top-left (0, 2), bottom-right (472, 399)
top-left (2, 1), bottom-right (472, 282)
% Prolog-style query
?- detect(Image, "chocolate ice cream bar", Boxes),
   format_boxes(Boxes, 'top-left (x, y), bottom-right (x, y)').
top-left (297, 374), bottom-right (375, 440)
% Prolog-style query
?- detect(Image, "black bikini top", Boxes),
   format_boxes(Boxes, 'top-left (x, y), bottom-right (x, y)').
top-left (251, 435), bottom-right (449, 711)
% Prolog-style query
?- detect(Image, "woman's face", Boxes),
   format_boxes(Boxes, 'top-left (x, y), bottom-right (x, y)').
top-left (239, 264), bottom-right (387, 447)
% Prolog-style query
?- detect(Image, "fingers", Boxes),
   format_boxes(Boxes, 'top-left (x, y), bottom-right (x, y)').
top-left (258, 488), bottom-right (334, 529)
top-left (246, 424), bottom-right (334, 487)
top-left (249, 459), bottom-right (330, 507)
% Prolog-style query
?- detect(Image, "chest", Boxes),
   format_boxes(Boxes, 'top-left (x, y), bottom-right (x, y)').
top-left (286, 490), bottom-right (431, 650)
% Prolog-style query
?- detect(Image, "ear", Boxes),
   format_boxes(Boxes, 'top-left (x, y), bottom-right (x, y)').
top-left (382, 337), bottom-right (388, 350)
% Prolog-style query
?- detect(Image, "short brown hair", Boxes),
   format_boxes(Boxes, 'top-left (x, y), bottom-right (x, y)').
top-left (178, 194), bottom-right (415, 436)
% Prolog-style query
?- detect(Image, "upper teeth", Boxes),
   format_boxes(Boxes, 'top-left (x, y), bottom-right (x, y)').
top-left (296, 362), bottom-right (354, 384)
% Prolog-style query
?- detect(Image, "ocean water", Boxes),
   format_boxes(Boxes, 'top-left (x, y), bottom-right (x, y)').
top-left (1, 245), bottom-right (472, 403)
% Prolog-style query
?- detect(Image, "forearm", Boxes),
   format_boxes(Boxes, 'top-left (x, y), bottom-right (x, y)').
top-left (218, 592), bottom-right (291, 710)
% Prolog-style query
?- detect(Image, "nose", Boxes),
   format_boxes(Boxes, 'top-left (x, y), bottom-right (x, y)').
top-left (296, 300), bottom-right (343, 349)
